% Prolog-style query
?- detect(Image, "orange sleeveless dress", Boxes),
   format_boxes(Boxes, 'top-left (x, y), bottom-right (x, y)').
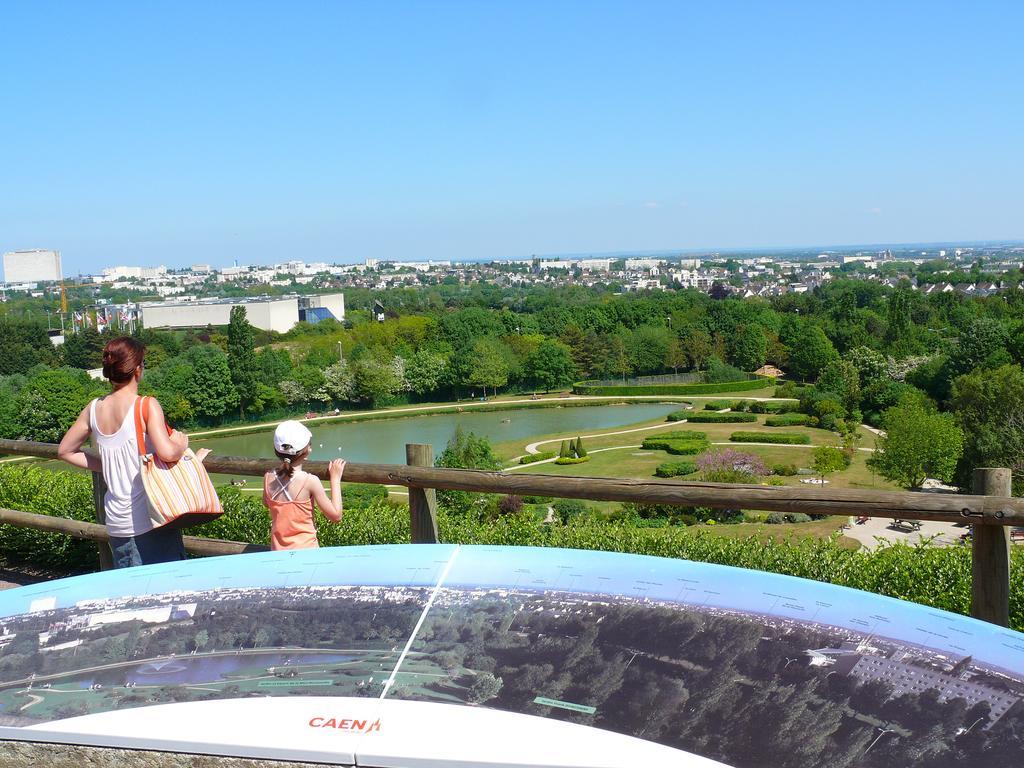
top-left (263, 470), bottom-right (319, 550)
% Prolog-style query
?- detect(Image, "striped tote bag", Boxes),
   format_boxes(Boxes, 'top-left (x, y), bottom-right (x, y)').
top-left (134, 396), bottom-right (223, 530)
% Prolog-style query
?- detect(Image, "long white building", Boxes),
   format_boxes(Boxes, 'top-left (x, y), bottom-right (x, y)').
top-left (140, 293), bottom-right (344, 333)
top-left (2, 249), bottom-right (62, 283)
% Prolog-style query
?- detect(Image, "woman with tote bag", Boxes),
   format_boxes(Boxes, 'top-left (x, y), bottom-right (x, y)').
top-left (58, 336), bottom-right (211, 568)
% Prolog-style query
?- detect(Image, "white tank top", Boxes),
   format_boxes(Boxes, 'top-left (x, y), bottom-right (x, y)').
top-left (89, 396), bottom-right (154, 538)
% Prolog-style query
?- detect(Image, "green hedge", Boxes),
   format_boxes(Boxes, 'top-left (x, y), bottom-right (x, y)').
top-left (764, 413), bottom-right (812, 426)
top-left (750, 400), bottom-right (798, 414)
top-left (519, 451), bottom-right (556, 465)
top-left (3, 466), bottom-right (1024, 629)
top-left (729, 431), bottom-right (811, 445)
top-left (642, 430), bottom-right (711, 455)
top-left (572, 377), bottom-right (774, 396)
top-left (554, 456), bottom-right (591, 465)
top-left (685, 412), bottom-right (758, 424)
top-left (666, 410), bottom-right (692, 422)
top-left (655, 461), bottom-right (697, 478)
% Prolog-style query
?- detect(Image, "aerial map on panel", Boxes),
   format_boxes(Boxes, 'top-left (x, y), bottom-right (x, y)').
top-left (0, 545), bottom-right (1021, 768)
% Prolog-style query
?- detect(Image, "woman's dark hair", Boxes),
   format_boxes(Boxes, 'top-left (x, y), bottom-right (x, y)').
top-left (102, 337), bottom-right (146, 385)
top-left (275, 446), bottom-right (310, 480)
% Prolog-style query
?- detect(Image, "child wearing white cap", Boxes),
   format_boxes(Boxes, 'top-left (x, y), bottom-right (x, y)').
top-left (262, 420), bottom-right (346, 550)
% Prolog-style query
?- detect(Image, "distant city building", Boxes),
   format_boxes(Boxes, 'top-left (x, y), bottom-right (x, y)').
top-left (190, 264), bottom-right (212, 274)
top-left (2, 249), bottom-right (62, 284)
top-left (140, 293), bottom-right (344, 333)
top-left (624, 258), bottom-right (664, 271)
top-left (812, 650), bottom-right (1018, 728)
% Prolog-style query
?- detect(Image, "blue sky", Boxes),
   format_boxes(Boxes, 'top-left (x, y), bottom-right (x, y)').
top-left (2, 1), bottom-right (1022, 273)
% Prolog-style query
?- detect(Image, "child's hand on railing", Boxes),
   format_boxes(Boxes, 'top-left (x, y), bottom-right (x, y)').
top-left (329, 459), bottom-right (346, 481)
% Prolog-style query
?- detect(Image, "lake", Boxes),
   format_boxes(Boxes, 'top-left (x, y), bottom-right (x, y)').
top-left (193, 402), bottom-right (680, 466)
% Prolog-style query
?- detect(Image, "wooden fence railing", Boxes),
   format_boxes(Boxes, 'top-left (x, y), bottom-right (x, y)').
top-left (0, 438), bottom-right (1017, 626)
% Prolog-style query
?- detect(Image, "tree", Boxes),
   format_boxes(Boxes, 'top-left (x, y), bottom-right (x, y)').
top-left (727, 324), bottom-right (767, 372)
top-left (816, 358), bottom-right (861, 414)
top-left (665, 339), bottom-right (687, 374)
top-left (227, 306), bottom-right (261, 417)
top-left (868, 394), bottom-right (964, 489)
top-left (255, 348), bottom-right (294, 387)
top-left (559, 439), bottom-right (571, 459)
top-left (884, 287), bottom-right (913, 350)
top-left (0, 318), bottom-right (58, 374)
top-left (681, 328), bottom-right (714, 371)
top-left (523, 339), bottom-right (576, 392)
top-left (466, 338), bottom-right (510, 398)
top-left (15, 368), bottom-right (101, 442)
top-left (467, 672), bottom-right (503, 704)
top-left (811, 445), bottom-right (846, 484)
top-left (323, 361), bottom-right (355, 402)
top-left (352, 357), bottom-right (399, 407)
top-left (575, 436), bottom-right (587, 457)
top-left (61, 327), bottom-right (106, 370)
top-left (435, 428), bottom-right (501, 515)
top-left (404, 349), bottom-right (447, 397)
top-left (949, 364), bottom-right (1024, 493)
top-left (947, 318), bottom-right (1011, 378)
top-left (183, 345), bottom-right (239, 422)
top-left (628, 325), bottom-right (674, 375)
top-left (846, 346), bottom-right (887, 388)
top-left (787, 326), bottom-right (839, 382)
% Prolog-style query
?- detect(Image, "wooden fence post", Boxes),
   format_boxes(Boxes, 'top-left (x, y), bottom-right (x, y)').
top-left (406, 444), bottom-right (439, 544)
top-left (971, 468), bottom-right (1012, 626)
top-left (90, 471), bottom-right (114, 571)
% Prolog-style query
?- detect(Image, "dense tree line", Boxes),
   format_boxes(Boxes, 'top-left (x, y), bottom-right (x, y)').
top-left (2, 279), bottom-right (1023, 492)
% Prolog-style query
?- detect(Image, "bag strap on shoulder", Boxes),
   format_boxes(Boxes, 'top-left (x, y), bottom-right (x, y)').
top-left (134, 396), bottom-right (174, 457)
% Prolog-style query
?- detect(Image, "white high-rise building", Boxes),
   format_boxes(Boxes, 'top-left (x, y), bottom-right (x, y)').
top-left (2, 249), bottom-right (62, 284)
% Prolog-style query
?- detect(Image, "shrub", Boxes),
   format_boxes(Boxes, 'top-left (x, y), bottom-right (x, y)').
top-left (704, 358), bottom-right (750, 384)
top-left (766, 512), bottom-right (813, 524)
top-left (498, 495), bottom-right (524, 515)
top-left (732, 400), bottom-right (753, 412)
top-left (574, 436), bottom-right (587, 457)
top-left (667, 410), bottom-right (691, 421)
top-left (696, 449), bottom-right (768, 483)
top-left (764, 413), bottom-right (812, 426)
top-left (686, 412), bottom-right (758, 423)
top-left (705, 402), bottom-right (731, 411)
top-left (552, 499), bottom-right (596, 524)
top-left (554, 456), bottom-right (591, 465)
top-left (750, 400), bottom-right (798, 414)
top-left (772, 463), bottom-right (799, 476)
top-left (5, 466), bottom-right (1024, 629)
top-left (558, 440), bottom-right (571, 459)
top-left (642, 430), bottom-right (710, 455)
top-left (765, 477), bottom-right (787, 486)
top-left (655, 461), bottom-right (697, 478)
top-left (729, 431), bottom-right (811, 445)
top-left (519, 451), bottom-right (556, 465)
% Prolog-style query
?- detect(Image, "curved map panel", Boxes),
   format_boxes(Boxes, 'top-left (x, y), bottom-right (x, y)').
top-left (0, 545), bottom-right (1022, 767)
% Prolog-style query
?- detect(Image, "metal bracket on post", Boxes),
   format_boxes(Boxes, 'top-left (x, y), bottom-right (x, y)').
top-left (971, 468), bottom-right (1012, 627)
top-left (405, 443), bottom-right (439, 544)
top-left (90, 471), bottom-right (114, 571)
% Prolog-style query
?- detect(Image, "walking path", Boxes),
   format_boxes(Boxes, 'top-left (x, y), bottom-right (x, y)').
top-left (841, 516), bottom-right (966, 551)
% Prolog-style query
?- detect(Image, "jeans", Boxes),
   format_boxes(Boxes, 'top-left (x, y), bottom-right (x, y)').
top-left (109, 526), bottom-right (186, 569)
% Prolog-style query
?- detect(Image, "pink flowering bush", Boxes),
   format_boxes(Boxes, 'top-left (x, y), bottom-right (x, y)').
top-left (696, 449), bottom-right (767, 483)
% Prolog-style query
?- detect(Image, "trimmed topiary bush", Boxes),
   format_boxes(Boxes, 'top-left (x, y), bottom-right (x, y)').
top-left (642, 430), bottom-right (711, 455)
top-left (667, 410), bottom-right (692, 421)
top-left (764, 413), bottom-right (812, 427)
top-left (772, 463), bottom-right (800, 476)
top-left (750, 400), bottom-right (798, 414)
top-left (686, 412), bottom-right (758, 424)
top-left (559, 440), bottom-right (571, 459)
top-left (574, 436), bottom-right (587, 457)
top-left (729, 431), bottom-right (811, 445)
top-left (655, 461), bottom-right (697, 478)
top-left (554, 455), bottom-right (591, 465)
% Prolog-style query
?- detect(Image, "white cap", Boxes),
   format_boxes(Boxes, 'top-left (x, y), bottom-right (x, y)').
top-left (273, 421), bottom-right (312, 456)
